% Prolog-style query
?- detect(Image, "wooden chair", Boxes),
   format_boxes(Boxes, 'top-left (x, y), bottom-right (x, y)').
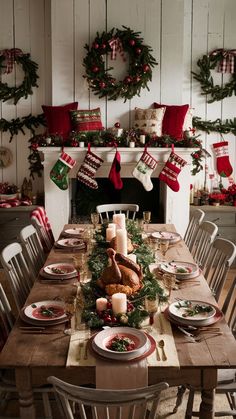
top-left (48, 375), bottom-right (168, 419)
top-left (19, 224), bottom-right (46, 277)
top-left (0, 283), bottom-right (53, 419)
top-left (30, 206), bottom-right (54, 252)
top-left (174, 278), bottom-right (236, 419)
top-left (0, 242), bottom-right (35, 313)
top-left (190, 221), bottom-right (218, 270)
top-left (96, 203), bottom-right (139, 223)
top-left (184, 209), bottom-right (205, 250)
top-left (204, 238), bottom-right (236, 302)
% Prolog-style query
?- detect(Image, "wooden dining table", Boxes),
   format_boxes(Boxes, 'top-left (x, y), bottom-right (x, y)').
top-left (0, 223), bottom-right (236, 419)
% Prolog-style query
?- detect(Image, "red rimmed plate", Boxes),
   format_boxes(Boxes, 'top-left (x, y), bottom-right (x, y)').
top-left (63, 228), bottom-right (85, 237)
top-left (151, 231), bottom-right (181, 243)
top-left (55, 238), bottom-right (85, 249)
top-left (21, 300), bottom-right (67, 326)
top-left (89, 333), bottom-right (156, 362)
top-left (164, 304), bottom-right (223, 328)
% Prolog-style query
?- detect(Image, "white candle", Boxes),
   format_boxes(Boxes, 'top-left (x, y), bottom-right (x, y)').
top-left (140, 135), bottom-right (146, 144)
top-left (96, 298), bottom-right (108, 311)
top-left (116, 228), bottom-right (128, 256)
top-left (112, 293), bottom-right (127, 315)
top-left (127, 253), bottom-right (137, 263)
top-left (117, 128), bottom-right (123, 137)
top-left (113, 213), bottom-right (126, 230)
top-left (79, 141), bottom-right (84, 148)
top-left (129, 141), bottom-right (135, 148)
top-left (106, 227), bottom-right (116, 242)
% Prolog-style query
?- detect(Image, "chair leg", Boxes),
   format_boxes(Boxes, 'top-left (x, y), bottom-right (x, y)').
top-left (185, 388), bottom-right (195, 419)
top-left (42, 393), bottom-right (53, 419)
top-left (173, 385), bottom-right (187, 413)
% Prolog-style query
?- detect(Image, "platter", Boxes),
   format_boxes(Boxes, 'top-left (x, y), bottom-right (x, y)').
top-left (63, 228), bottom-right (85, 237)
top-left (151, 231), bottom-right (181, 243)
top-left (24, 300), bottom-right (66, 323)
top-left (92, 327), bottom-right (148, 360)
top-left (158, 261), bottom-right (199, 279)
top-left (55, 238), bottom-right (85, 249)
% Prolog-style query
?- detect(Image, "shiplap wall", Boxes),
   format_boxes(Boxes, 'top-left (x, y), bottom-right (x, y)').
top-left (1, 0), bottom-right (236, 193)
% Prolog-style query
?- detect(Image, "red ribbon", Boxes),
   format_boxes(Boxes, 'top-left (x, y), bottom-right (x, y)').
top-left (210, 48), bottom-right (236, 74)
top-left (108, 37), bottom-right (126, 62)
top-left (0, 48), bottom-right (24, 74)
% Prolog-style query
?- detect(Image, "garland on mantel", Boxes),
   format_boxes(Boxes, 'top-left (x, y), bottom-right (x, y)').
top-left (28, 129), bottom-right (203, 178)
top-left (193, 116), bottom-right (236, 136)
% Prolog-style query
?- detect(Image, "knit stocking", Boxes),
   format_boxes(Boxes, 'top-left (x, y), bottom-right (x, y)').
top-left (159, 151), bottom-right (187, 192)
top-left (109, 149), bottom-right (123, 190)
top-left (77, 144), bottom-right (103, 189)
top-left (50, 151), bottom-right (76, 190)
top-left (213, 141), bottom-right (233, 178)
top-left (132, 148), bottom-right (158, 191)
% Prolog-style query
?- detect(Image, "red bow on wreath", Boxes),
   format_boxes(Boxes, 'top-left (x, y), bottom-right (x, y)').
top-left (0, 48), bottom-right (24, 74)
top-left (108, 37), bottom-right (126, 62)
top-left (211, 48), bottom-right (236, 74)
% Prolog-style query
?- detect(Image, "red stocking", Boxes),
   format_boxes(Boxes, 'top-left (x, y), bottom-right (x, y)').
top-left (159, 151), bottom-right (187, 192)
top-left (213, 141), bottom-right (233, 178)
top-left (109, 149), bottom-right (123, 190)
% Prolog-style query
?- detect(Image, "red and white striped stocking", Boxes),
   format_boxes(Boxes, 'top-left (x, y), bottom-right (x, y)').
top-left (213, 141), bottom-right (233, 178)
top-left (77, 144), bottom-right (103, 189)
top-left (159, 151), bottom-right (187, 192)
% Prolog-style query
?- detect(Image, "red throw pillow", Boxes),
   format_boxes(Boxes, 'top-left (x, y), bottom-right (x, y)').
top-left (42, 102), bottom-right (78, 139)
top-left (70, 108), bottom-right (103, 132)
top-left (153, 102), bottom-right (189, 139)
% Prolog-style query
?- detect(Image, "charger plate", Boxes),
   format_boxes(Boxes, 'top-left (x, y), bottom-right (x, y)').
top-left (20, 300), bottom-right (67, 326)
top-left (164, 304), bottom-right (223, 327)
top-left (158, 261), bottom-right (199, 279)
top-left (63, 228), bottom-right (85, 237)
top-left (151, 231), bottom-right (181, 243)
top-left (169, 300), bottom-right (216, 323)
top-left (55, 238), bottom-right (86, 249)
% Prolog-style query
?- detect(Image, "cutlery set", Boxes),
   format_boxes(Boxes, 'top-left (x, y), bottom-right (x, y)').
top-left (177, 326), bottom-right (222, 343)
top-left (19, 326), bottom-right (62, 334)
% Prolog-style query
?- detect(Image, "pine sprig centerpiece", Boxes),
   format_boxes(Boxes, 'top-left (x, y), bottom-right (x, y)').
top-left (83, 26), bottom-right (158, 102)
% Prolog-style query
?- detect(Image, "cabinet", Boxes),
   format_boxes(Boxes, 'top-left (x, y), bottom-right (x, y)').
top-left (0, 206), bottom-right (38, 257)
top-left (190, 205), bottom-right (236, 265)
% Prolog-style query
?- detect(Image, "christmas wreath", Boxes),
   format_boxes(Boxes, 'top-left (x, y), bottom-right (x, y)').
top-left (83, 26), bottom-right (158, 102)
top-left (192, 49), bottom-right (236, 103)
top-left (0, 48), bottom-right (39, 104)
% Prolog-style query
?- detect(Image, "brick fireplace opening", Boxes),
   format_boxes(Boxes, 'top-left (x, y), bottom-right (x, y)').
top-left (70, 178), bottom-right (163, 223)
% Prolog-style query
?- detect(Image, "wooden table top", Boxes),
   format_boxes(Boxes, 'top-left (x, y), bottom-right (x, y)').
top-left (0, 223), bottom-right (236, 371)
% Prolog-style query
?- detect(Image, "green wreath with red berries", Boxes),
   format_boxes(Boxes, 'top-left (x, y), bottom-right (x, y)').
top-left (83, 26), bottom-right (158, 102)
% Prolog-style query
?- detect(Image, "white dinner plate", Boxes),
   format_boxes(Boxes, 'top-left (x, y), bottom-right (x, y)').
top-left (168, 300), bottom-right (216, 324)
top-left (93, 327), bottom-right (148, 360)
top-left (43, 263), bottom-right (76, 277)
top-left (24, 300), bottom-right (66, 322)
top-left (55, 238), bottom-right (85, 249)
top-left (158, 261), bottom-right (199, 279)
top-left (151, 231), bottom-right (181, 243)
top-left (63, 228), bottom-right (85, 237)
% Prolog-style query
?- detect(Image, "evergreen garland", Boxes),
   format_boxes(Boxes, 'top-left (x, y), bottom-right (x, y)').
top-left (193, 116), bottom-right (236, 136)
top-left (0, 113), bottom-right (46, 142)
top-left (192, 50), bottom-right (236, 103)
top-left (0, 50), bottom-right (39, 104)
top-left (83, 26), bottom-right (158, 102)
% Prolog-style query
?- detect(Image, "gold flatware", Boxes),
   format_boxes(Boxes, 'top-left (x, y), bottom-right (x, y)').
top-left (158, 339), bottom-right (167, 361)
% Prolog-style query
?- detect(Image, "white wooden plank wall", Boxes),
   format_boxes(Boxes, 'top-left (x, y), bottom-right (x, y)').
top-left (0, 0), bottom-right (236, 193)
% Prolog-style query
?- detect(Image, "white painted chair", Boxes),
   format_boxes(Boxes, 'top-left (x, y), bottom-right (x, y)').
top-left (184, 209), bottom-right (205, 250)
top-left (0, 242), bottom-right (35, 313)
top-left (48, 375), bottom-right (169, 419)
top-left (19, 224), bottom-right (46, 277)
top-left (96, 203), bottom-right (139, 223)
top-left (204, 238), bottom-right (236, 302)
top-left (175, 278), bottom-right (236, 419)
top-left (0, 283), bottom-right (53, 419)
top-left (30, 206), bottom-right (54, 252)
top-left (190, 221), bottom-right (218, 270)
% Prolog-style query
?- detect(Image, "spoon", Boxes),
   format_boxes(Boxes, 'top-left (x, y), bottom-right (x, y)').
top-left (158, 340), bottom-right (167, 361)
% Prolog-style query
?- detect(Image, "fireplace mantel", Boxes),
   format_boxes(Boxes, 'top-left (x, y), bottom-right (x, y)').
top-left (39, 147), bottom-right (194, 239)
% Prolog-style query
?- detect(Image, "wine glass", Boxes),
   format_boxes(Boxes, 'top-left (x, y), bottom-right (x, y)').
top-left (163, 273), bottom-right (176, 304)
top-left (72, 254), bottom-right (86, 284)
top-left (143, 211), bottom-right (151, 233)
top-left (90, 212), bottom-right (100, 232)
top-left (145, 295), bottom-right (159, 328)
top-left (159, 238), bottom-right (170, 261)
top-left (64, 295), bottom-right (76, 335)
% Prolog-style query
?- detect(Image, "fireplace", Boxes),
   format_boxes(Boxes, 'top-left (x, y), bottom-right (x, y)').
top-left (39, 147), bottom-right (194, 239)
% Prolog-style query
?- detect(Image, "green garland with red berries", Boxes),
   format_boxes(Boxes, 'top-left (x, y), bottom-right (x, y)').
top-left (83, 26), bottom-right (158, 102)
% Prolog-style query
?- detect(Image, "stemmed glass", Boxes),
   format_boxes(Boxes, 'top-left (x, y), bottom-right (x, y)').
top-left (143, 211), bottom-right (151, 233)
top-left (64, 295), bottom-right (76, 335)
top-left (72, 254), bottom-right (86, 284)
top-left (90, 212), bottom-right (100, 232)
top-left (159, 238), bottom-right (170, 261)
top-left (145, 295), bottom-right (159, 328)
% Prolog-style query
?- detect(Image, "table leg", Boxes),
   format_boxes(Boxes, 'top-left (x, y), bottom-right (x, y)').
top-left (199, 369), bottom-right (217, 419)
top-left (15, 368), bottom-right (36, 419)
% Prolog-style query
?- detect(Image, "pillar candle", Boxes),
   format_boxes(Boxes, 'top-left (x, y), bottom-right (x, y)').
top-left (79, 141), bottom-right (85, 148)
top-left (96, 298), bottom-right (108, 311)
top-left (113, 213), bottom-right (126, 230)
top-left (127, 253), bottom-right (137, 264)
top-left (106, 227), bottom-right (116, 242)
top-left (116, 228), bottom-right (128, 256)
top-left (112, 293), bottom-right (127, 315)
top-left (129, 141), bottom-right (135, 148)
top-left (108, 223), bottom-right (116, 237)
top-left (140, 135), bottom-right (146, 144)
